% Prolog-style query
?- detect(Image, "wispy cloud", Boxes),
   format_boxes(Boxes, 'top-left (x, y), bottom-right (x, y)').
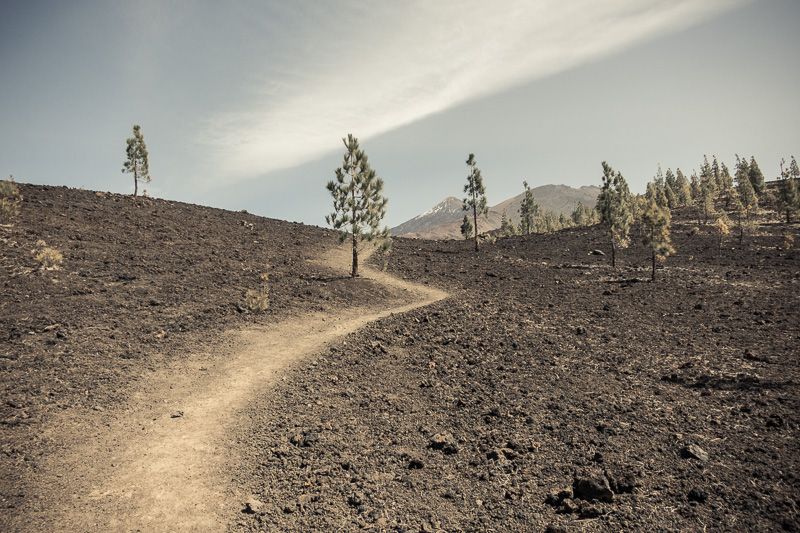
top-left (201, 0), bottom-right (745, 180)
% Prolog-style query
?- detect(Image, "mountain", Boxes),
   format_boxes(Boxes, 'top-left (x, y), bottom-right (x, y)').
top-left (391, 184), bottom-right (601, 239)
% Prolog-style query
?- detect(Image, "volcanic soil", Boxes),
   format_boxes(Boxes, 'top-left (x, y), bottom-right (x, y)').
top-left (232, 215), bottom-right (799, 531)
top-left (0, 184), bottom-right (401, 530)
top-left (2, 184), bottom-right (799, 532)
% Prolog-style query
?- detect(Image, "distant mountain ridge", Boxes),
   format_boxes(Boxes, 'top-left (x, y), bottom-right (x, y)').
top-left (391, 184), bottom-right (600, 240)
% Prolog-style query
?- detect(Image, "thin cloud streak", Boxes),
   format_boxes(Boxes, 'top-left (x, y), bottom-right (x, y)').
top-left (201, 0), bottom-right (746, 181)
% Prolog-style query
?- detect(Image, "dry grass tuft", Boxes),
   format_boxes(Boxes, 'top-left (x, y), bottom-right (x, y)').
top-left (33, 240), bottom-right (63, 270)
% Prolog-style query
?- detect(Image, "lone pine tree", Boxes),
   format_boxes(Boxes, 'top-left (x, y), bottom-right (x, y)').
top-left (518, 180), bottom-right (538, 235)
top-left (641, 198), bottom-right (675, 281)
top-left (325, 134), bottom-right (389, 278)
top-left (463, 153), bottom-right (488, 251)
top-left (122, 125), bottom-right (151, 197)
top-left (597, 161), bottom-right (633, 269)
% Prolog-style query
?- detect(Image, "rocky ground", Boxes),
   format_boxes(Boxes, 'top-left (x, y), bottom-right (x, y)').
top-left (2, 184), bottom-right (798, 532)
top-left (0, 184), bottom-right (387, 519)
top-left (232, 216), bottom-right (799, 531)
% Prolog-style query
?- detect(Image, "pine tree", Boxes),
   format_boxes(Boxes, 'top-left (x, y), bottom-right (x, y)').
top-left (664, 168), bottom-right (679, 209)
top-left (711, 155), bottom-right (722, 190)
top-left (777, 156), bottom-right (800, 223)
top-left (714, 161), bottom-right (735, 209)
top-left (748, 156), bottom-right (766, 197)
top-left (517, 180), bottom-right (538, 235)
top-left (122, 124), bottom-right (151, 196)
top-left (460, 215), bottom-right (473, 240)
top-left (734, 154), bottom-right (750, 191)
top-left (646, 180), bottom-right (668, 209)
top-left (597, 161), bottom-right (633, 269)
top-left (499, 211), bottom-right (517, 237)
top-left (463, 153), bottom-right (488, 251)
top-left (690, 171), bottom-right (702, 211)
top-left (641, 198), bottom-right (675, 281)
top-left (570, 202), bottom-right (598, 227)
top-left (734, 159), bottom-right (758, 244)
top-left (675, 168), bottom-right (692, 207)
top-left (325, 134), bottom-right (389, 278)
top-left (536, 210), bottom-right (561, 233)
top-left (696, 158), bottom-right (717, 225)
top-left (571, 202), bottom-right (586, 226)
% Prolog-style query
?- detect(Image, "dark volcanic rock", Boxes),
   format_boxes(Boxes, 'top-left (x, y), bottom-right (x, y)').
top-left (572, 473), bottom-right (614, 503)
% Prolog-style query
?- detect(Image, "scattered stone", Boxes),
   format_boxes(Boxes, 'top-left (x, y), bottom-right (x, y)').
top-left (242, 497), bottom-right (264, 514)
top-left (170, 411), bottom-right (184, 418)
top-left (369, 341), bottom-right (387, 354)
top-left (589, 249), bottom-right (606, 256)
top-left (681, 444), bottom-right (709, 462)
top-left (688, 487), bottom-right (708, 503)
top-left (545, 488), bottom-right (572, 506)
top-left (575, 326), bottom-right (586, 335)
top-left (347, 491), bottom-right (364, 508)
top-left (766, 414), bottom-right (784, 428)
top-left (428, 432), bottom-right (458, 455)
top-left (557, 498), bottom-right (578, 514)
top-left (573, 473), bottom-right (614, 503)
top-left (607, 469), bottom-right (636, 494)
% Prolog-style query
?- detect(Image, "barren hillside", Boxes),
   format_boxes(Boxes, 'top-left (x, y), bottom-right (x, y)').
top-left (232, 212), bottom-right (800, 531)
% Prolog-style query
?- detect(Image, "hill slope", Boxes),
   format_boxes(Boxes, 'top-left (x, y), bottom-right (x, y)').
top-left (392, 184), bottom-right (600, 239)
top-left (0, 184), bottom-right (391, 525)
top-left (235, 214), bottom-right (800, 531)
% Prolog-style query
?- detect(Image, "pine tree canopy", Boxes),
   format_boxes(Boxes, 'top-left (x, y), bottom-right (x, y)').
top-left (325, 134), bottom-right (389, 276)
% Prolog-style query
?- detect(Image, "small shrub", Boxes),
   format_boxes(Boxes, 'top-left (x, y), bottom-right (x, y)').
top-left (244, 272), bottom-right (270, 312)
top-left (0, 176), bottom-right (22, 224)
top-left (33, 240), bottom-right (63, 270)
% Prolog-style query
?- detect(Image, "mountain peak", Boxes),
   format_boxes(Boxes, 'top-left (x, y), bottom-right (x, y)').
top-left (392, 183), bottom-right (601, 239)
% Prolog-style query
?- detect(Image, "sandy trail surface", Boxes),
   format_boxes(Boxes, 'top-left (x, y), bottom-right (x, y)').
top-left (12, 245), bottom-right (446, 532)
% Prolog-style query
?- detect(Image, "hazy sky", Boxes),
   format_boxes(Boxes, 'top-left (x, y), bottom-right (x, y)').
top-left (1, 0), bottom-right (798, 226)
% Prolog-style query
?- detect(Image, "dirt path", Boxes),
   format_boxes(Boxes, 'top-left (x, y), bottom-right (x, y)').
top-left (13, 245), bottom-right (447, 532)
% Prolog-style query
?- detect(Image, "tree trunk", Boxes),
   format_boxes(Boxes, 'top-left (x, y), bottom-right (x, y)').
top-left (739, 222), bottom-right (744, 245)
top-left (350, 177), bottom-right (358, 277)
top-left (612, 240), bottom-right (617, 269)
top-left (351, 232), bottom-right (358, 278)
top-left (651, 251), bottom-right (656, 281)
top-left (133, 167), bottom-right (138, 197)
top-left (473, 204), bottom-right (479, 252)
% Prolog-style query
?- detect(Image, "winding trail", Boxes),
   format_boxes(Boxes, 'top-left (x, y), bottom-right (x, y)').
top-left (16, 245), bottom-right (447, 532)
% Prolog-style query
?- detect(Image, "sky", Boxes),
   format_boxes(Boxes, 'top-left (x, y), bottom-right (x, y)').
top-left (1, 0), bottom-right (799, 227)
